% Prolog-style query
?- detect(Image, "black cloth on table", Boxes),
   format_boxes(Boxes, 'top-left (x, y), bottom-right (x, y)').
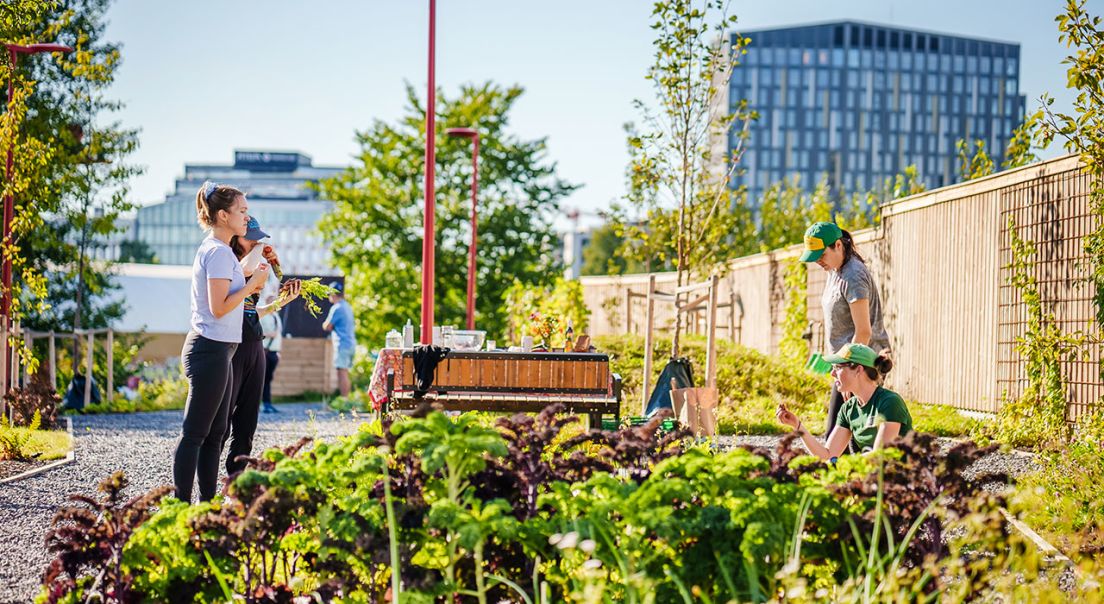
top-left (412, 345), bottom-right (450, 399)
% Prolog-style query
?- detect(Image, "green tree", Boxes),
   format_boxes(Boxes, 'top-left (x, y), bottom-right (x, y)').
top-left (2, 0), bottom-right (141, 356)
top-left (956, 138), bottom-right (996, 181)
top-left (316, 82), bottom-right (577, 347)
top-left (1003, 109), bottom-right (1048, 170)
top-left (580, 222), bottom-right (647, 276)
top-left (117, 239), bottom-right (158, 264)
top-left (621, 0), bottom-right (756, 357)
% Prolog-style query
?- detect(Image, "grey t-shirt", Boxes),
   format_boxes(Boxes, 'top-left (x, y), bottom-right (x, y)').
top-left (821, 258), bottom-right (890, 354)
top-left (190, 236), bottom-right (245, 343)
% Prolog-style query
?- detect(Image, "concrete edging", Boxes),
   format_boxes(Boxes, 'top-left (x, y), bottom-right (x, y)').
top-left (0, 416), bottom-right (75, 486)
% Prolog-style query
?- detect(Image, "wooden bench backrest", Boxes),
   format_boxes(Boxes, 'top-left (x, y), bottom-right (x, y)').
top-left (400, 351), bottom-right (611, 394)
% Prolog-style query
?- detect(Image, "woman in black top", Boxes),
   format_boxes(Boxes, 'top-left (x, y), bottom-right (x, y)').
top-left (223, 216), bottom-right (299, 476)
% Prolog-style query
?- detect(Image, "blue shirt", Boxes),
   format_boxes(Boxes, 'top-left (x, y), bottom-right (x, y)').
top-left (325, 299), bottom-right (356, 349)
top-left (190, 236), bottom-right (245, 343)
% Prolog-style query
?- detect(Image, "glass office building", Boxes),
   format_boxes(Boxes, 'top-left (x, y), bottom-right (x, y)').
top-left (125, 150), bottom-right (343, 274)
top-left (728, 21), bottom-right (1025, 205)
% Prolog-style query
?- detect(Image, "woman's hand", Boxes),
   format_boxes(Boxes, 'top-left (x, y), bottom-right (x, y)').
top-left (246, 265), bottom-right (269, 294)
top-left (775, 403), bottom-right (802, 431)
top-left (278, 279), bottom-right (301, 305)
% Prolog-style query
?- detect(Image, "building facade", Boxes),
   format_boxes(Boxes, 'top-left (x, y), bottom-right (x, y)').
top-left (728, 21), bottom-right (1026, 204)
top-left (124, 150), bottom-right (343, 274)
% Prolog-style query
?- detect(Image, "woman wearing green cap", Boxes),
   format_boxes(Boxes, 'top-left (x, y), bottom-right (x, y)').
top-left (776, 343), bottom-right (912, 458)
top-left (800, 221), bottom-right (890, 435)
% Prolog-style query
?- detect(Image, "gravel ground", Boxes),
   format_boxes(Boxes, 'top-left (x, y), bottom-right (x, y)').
top-left (0, 403), bottom-right (360, 604)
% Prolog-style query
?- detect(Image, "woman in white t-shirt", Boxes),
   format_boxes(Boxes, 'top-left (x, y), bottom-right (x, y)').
top-left (172, 182), bottom-right (268, 503)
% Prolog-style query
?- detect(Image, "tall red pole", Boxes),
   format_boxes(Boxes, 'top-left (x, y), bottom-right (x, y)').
top-left (466, 135), bottom-right (479, 330)
top-left (420, 0), bottom-right (437, 345)
top-left (3, 49), bottom-right (14, 395)
top-left (3, 49), bottom-right (15, 327)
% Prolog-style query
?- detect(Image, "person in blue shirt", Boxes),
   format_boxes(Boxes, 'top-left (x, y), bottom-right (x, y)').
top-left (323, 281), bottom-right (356, 396)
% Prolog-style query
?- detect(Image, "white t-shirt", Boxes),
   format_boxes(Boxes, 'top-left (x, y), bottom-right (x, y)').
top-left (190, 236), bottom-right (245, 343)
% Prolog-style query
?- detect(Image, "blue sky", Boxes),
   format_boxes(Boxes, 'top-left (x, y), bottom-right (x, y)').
top-left (103, 0), bottom-right (1096, 227)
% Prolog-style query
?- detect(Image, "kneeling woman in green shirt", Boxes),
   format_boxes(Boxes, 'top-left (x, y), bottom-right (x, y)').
top-left (776, 343), bottom-right (912, 459)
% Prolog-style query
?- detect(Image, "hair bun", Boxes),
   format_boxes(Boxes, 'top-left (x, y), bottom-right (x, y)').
top-left (874, 351), bottom-right (894, 375)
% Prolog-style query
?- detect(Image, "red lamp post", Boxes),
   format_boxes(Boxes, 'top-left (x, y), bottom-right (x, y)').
top-left (445, 127), bottom-right (479, 330)
top-left (2, 42), bottom-right (72, 393)
top-left (420, 0), bottom-right (437, 345)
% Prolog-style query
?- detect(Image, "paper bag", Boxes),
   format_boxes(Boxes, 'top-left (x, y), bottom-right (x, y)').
top-left (670, 386), bottom-right (718, 437)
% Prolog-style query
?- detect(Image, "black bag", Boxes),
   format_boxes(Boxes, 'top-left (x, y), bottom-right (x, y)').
top-left (644, 358), bottom-right (694, 416)
top-left (63, 374), bottom-right (101, 411)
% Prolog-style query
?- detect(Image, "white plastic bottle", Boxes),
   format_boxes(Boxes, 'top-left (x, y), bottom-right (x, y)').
top-left (403, 319), bottom-right (414, 348)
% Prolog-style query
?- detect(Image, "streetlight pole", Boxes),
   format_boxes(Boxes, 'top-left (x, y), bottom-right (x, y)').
top-left (420, 0), bottom-right (437, 345)
top-left (445, 128), bottom-right (479, 330)
top-left (2, 43), bottom-right (72, 397)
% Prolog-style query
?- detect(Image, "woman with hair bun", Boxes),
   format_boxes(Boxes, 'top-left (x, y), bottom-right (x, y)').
top-left (800, 221), bottom-right (891, 435)
top-left (173, 181), bottom-right (268, 503)
top-left (776, 343), bottom-right (912, 460)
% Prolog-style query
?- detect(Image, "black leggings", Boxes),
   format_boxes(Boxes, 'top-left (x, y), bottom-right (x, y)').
top-left (224, 339), bottom-right (266, 476)
top-left (825, 383), bottom-right (846, 436)
top-left (262, 349), bottom-right (279, 405)
top-left (174, 333), bottom-right (237, 503)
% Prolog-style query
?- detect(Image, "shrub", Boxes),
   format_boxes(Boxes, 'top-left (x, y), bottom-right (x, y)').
top-left (4, 372), bottom-right (61, 429)
top-left (79, 375), bottom-right (189, 414)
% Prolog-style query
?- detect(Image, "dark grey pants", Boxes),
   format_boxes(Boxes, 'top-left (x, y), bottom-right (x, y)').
top-left (825, 383), bottom-right (846, 435)
top-left (224, 339), bottom-right (266, 476)
top-left (173, 332), bottom-right (237, 503)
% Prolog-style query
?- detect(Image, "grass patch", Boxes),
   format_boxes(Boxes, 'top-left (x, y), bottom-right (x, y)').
top-left (910, 402), bottom-right (980, 437)
top-left (0, 426), bottom-right (71, 461)
top-left (1011, 440), bottom-right (1104, 561)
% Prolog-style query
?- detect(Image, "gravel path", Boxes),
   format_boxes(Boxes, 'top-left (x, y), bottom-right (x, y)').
top-left (0, 403), bottom-right (361, 604)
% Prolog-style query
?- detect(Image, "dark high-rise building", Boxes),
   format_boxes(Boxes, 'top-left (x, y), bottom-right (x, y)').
top-left (728, 21), bottom-right (1025, 204)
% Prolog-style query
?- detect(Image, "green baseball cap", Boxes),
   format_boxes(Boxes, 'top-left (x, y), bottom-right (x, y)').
top-left (823, 343), bottom-right (878, 369)
top-left (799, 221), bottom-right (843, 262)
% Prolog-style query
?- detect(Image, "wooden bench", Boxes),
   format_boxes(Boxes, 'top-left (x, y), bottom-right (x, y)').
top-left (384, 351), bottom-right (622, 426)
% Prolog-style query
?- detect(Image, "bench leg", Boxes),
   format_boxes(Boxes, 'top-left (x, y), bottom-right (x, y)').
top-left (588, 412), bottom-right (601, 431)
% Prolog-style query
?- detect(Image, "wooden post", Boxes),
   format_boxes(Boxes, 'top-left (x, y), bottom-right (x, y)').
top-left (84, 331), bottom-right (94, 408)
top-left (623, 288), bottom-right (632, 334)
top-left (706, 274), bottom-right (719, 389)
top-left (48, 332), bottom-right (56, 390)
top-left (641, 274), bottom-right (656, 414)
top-left (729, 291), bottom-right (737, 343)
top-left (23, 332), bottom-right (33, 388)
top-left (106, 329), bottom-right (114, 404)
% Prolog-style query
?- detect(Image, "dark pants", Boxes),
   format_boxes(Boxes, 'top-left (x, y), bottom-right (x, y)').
top-left (262, 349), bottom-right (279, 404)
top-left (825, 383), bottom-right (846, 435)
top-left (224, 339), bottom-right (266, 476)
top-left (174, 333), bottom-right (237, 503)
